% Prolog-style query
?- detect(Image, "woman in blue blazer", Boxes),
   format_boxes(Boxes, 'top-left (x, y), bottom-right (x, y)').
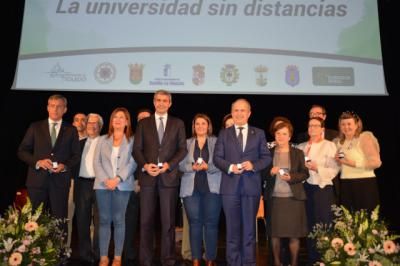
top-left (179, 114), bottom-right (222, 266)
top-left (94, 107), bottom-right (137, 266)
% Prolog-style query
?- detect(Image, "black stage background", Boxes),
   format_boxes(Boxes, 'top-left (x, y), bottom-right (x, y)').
top-left (2, 1), bottom-right (399, 233)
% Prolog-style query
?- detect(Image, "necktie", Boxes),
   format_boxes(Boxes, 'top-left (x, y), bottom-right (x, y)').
top-left (238, 126), bottom-right (244, 151)
top-left (158, 117), bottom-right (164, 143)
top-left (51, 123), bottom-right (57, 147)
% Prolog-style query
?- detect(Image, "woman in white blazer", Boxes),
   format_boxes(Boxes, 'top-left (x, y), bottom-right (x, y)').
top-left (94, 107), bottom-right (137, 266)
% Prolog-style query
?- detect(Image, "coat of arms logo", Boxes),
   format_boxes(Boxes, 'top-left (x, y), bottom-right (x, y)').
top-left (254, 65), bottom-right (268, 86)
top-left (220, 64), bottom-right (239, 86)
top-left (129, 63), bottom-right (144, 85)
top-left (192, 64), bottom-right (205, 86)
top-left (285, 65), bottom-right (300, 87)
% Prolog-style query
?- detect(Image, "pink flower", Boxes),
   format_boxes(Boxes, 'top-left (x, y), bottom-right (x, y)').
top-left (344, 242), bottom-right (356, 256)
top-left (24, 221), bottom-right (38, 232)
top-left (17, 245), bottom-right (26, 253)
top-left (331, 238), bottom-right (344, 250)
top-left (383, 240), bottom-right (397, 254)
top-left (368, 248), bottom-right (376, 254)
top-left (22, 239), bottom-right (31, 246)
top-left (8, 252), bottom-right (23, 266)
top-left (369, 261), bottom-right (382, 266)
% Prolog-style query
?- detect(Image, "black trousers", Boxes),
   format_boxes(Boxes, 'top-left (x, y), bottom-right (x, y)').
top-left (74, 177), bottom-right (99, 262)
top-left (123, 190), bottom-right (140, 261)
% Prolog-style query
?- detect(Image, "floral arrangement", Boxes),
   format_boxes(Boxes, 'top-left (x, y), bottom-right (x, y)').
top-left (309, 205), bottom-right (400, 266)
top-left (0, 199), bottom-right (70, 266)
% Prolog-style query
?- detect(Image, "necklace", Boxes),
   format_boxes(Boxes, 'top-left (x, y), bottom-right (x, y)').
top-left (344, 138), bottom-right (355, 150)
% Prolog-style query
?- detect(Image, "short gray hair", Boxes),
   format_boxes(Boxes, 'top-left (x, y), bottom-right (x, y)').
top-left (87, 113), bottom-right (104, 130)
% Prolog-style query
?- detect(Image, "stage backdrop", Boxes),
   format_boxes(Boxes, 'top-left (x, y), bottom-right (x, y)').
top-left (12, 0), bottom-right (386, 95)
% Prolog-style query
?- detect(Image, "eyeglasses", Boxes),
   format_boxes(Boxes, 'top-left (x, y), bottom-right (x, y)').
top-left (309, 112), bottom-right (325, 117)
top-left (308, 124), bottom-right (322, 128)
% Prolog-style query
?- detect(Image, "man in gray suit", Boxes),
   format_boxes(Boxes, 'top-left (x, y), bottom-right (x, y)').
top-left (133, 90), bottom-right (187, 266)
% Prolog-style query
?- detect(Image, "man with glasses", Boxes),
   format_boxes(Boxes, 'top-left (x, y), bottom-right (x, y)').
top-left (296, 104), bottom-right (338, 144)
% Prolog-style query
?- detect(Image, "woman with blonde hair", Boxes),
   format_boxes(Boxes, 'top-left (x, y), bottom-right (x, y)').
top-left (334, 111), bottom-right (381, 212)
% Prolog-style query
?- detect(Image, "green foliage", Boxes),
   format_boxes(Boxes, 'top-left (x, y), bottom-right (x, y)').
top-left (0, 199), bottom-right (70, 266)
top-left (309, 205), bottom-right (400, 266)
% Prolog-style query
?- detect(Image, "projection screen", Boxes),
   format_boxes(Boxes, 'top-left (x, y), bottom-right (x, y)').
top-left (12, 0), bottom-right (387, 95)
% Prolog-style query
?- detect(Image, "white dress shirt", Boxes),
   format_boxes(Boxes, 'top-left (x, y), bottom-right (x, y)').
top-left (79, 136), bottom-right (99, 178)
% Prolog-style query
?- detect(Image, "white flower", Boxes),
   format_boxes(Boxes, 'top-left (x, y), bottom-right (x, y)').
top-left (31, 247), bottom-right (41, 254)
top-left (3, 238), bottom-right (16, 252)
top-left (370, 206), bottom-right (379, 221)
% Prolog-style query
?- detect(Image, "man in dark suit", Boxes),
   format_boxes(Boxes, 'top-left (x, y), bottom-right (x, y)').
top-left (17, 94), bottom-right (80, 228)
top-left (214, 99), bottom-right (271, 266)
top-left (133, 90), bottom-right (187, 266)
top-left (123, 108), bottom-right (151, 266)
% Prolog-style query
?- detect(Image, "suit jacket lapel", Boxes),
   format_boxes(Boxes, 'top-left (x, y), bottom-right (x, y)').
top-left (162, 117), bottom-right (172, 145)
top-left (148, 115), bottom-right (159, 144)
top-left (53, 121), bottom-right (66, 149)
top-left (244, 126), bottom-right (255, 153)
top-left (42, 120), bottom-right (53, 149)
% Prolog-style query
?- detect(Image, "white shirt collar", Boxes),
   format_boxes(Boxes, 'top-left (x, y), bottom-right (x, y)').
top-left (234, 124), bottom-right (248, 130)
top-left (48, 118), bottom-right (62, 125)
top-left (155, 113), bottom-right (168, 120)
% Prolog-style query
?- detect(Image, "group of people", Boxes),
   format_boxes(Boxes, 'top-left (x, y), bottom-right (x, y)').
top-left (17, 92), bottom-right (382, 266)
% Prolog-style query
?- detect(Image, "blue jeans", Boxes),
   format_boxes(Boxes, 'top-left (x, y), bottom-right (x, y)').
top-left (183, 190), bottom-right (222, 260)
top-left (96, 189), bottom-right (131, 257)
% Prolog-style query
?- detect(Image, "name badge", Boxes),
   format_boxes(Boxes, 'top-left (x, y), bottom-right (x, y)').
top-left (196, 157), bottom-right (203, 165)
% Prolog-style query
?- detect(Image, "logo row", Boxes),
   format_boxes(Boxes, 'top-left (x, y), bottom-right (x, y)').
top-left (48, 62), bottom-right (354, 87)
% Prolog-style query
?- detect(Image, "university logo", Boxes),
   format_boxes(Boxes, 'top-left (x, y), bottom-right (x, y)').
top-left (94, 62), bottom-right (116, 84)
top-left (285, 65), bottom-right (300, 87)
top-left (129, 63), bottom-right (144, 85)
top-left (220, 64), bottom-right (239, 86)
top-left (192, 64), bottom-right (205, 86)
top-left (254, 65), bottom-right (268, 87)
